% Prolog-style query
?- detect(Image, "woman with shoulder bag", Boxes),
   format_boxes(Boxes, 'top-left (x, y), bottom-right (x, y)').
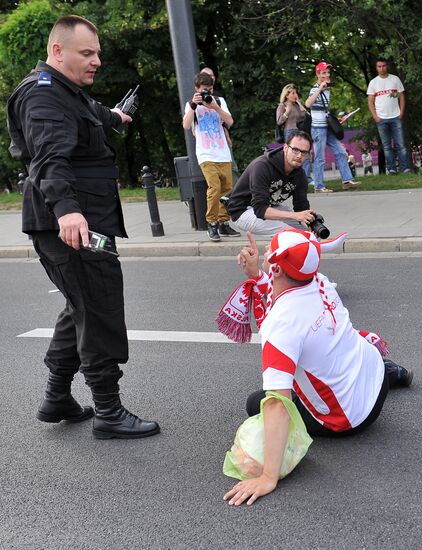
top-left (276, 83), bottom-right (313, 185)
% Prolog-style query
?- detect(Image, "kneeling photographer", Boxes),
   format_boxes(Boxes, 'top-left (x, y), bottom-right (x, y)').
top-left (226, 130), bottom-right (318, 236)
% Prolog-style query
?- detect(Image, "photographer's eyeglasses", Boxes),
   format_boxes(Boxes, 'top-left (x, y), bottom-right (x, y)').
top-left (288, 145), bottom-right (309, 157)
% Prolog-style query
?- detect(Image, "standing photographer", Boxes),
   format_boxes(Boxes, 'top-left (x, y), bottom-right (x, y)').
top-left (182, 72), bottom-right (240, 241)
top-left (305, 61), bottom-right (360, 193)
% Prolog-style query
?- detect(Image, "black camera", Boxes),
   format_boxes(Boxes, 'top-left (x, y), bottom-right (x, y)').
top-left (309, 213), bottom-right (330, 239)
top-left (200, 90), bottom-right (213, 104)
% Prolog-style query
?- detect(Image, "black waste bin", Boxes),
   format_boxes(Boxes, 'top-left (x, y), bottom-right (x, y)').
top-left (174, 156), bottom-right (207, 230)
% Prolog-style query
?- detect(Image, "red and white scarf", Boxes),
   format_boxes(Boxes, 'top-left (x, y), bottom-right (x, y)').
top-left (215, 276), bottom-right (266, 344)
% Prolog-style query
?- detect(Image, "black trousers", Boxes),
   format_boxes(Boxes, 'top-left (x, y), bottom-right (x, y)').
top-left (247, 361), bottom-right (394, 438)
top-left (32, 231), bottom-right (128, 391)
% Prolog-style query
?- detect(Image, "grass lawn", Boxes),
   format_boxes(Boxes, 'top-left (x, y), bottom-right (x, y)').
top-left (311, 172), bottom-right (422, 192)
top-left (1, 173), bottom-right (421, 210)
top-left (0, 186), bottom-right (181, 210)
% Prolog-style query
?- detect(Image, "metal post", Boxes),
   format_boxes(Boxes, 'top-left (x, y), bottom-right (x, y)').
top-left (166, 0), bottom-right (208, 230)
top-left (142, 166), bottom-right (165, 237)
top-left (17, 172), bottom-right (26, 194)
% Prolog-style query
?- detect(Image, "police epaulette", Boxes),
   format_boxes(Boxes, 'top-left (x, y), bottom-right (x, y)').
top-left (37, 72), bottom-right (52, 87)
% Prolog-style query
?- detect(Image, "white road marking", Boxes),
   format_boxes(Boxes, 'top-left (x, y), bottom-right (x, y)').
top-left (17, 328), bottom-right (260, 344)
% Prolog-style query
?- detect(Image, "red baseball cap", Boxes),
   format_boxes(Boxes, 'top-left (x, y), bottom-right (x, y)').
top-left (315, 61), bottom-right (332, 74)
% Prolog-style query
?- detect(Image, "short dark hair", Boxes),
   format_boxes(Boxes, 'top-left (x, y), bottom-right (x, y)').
top-left (48, 15), bottom-right (97, 51)
top-left (376, 57), bottom-right (389, 64)
top-left (52, 15), bottom-right (97, 34)
top-left (283, 271), bottom-right (314, 286)
top-left (285, 130), bottom-right (312, 147)
top-left (194, 72), bottom-right (213, 87)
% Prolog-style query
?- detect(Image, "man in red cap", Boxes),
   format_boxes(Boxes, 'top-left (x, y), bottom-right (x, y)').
top-left (305, 61), bottom-right (360, 192)
top-left (223, 229), bottom-right (413, 506)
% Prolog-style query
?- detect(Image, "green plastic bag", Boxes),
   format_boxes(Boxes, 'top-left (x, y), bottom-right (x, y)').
top-left (223, 391), bottom-right (313, 481)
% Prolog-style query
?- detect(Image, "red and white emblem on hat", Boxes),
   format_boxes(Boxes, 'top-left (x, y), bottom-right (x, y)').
top-left (267, 228), bottom-right (321, 281)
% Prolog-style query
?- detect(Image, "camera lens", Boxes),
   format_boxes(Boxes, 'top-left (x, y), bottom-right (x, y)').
top-left (309, 214), bottom-right (330, 239)
top-left (200, 91), bottom-right (213, 104)
top-left (316, 225), bottom-right (330, 239)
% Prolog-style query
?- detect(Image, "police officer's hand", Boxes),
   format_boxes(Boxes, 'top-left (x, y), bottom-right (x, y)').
top-left (294, 210), bottom-right (315, 225)
top-left (111, 108), bottom-right (132, 124)
top-left (58, 213), bottom-right (89, 250)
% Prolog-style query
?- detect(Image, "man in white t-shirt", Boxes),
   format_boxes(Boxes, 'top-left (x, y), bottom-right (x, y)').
top-left (200, 67), bottom-right (240, 185)
top-left (223, 229), bottom-right (413, 507)
top-left (367, 57), bottom-right (410, 174)
top-left (182, 72), bottom-right (240, 242)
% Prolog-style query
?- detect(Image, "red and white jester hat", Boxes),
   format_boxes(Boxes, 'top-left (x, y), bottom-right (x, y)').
top-left (267, 228), bottom-right (321, 281)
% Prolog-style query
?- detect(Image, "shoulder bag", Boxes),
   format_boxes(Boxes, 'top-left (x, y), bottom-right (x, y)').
top-left (296, 109), bottom-right (312, 136)
top-left (320, 92), bottom-right (344, 140)
top-left (275, 123), bottom-right (285, 144)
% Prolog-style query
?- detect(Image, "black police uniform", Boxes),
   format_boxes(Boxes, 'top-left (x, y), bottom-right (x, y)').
top-left (7, 61), bottom-right (129, 392)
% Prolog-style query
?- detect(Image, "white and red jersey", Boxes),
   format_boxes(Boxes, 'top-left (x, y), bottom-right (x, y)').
top-left (259, 273), bottom-right (385, 431)
top-left (367, 74), bottom-right (404, 119)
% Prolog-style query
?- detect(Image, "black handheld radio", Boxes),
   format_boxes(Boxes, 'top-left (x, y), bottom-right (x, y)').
top-left (113, 85), bottom-right (140, 134)
top-left (82, 231), bottom-right (118, 256)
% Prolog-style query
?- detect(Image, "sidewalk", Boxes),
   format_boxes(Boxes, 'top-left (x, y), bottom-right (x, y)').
top-left (1, 188), bottom-right (422, 258)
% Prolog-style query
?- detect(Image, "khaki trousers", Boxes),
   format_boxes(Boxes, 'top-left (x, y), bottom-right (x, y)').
top-left (200, 161), bottom-right (233, 223)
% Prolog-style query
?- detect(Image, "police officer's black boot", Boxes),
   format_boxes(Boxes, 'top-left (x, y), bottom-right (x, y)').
top-left (384, 359), bottom-right (414, 388)
top-left (92, 390), bottom-right (160, 440)
top-left (37, 373), bottom-right (94, 423)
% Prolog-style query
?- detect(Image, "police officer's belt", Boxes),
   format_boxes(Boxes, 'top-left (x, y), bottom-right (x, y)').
top-left (72, 166), bottom-right (119, 179)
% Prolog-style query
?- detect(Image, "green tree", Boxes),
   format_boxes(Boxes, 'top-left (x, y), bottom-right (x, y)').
top-left (0, 0), bottom-right (420, 186)
top-left (0, 0), bottom-right (63, 186)
top-left (231, 0), bottom-right (422, 157)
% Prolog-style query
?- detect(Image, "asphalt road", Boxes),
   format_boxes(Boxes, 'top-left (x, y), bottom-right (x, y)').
top-left (0, 255), bottom-right (421, 550)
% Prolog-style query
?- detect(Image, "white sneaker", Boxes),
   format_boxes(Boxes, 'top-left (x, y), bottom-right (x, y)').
top-left (343, 180), bottom-right (361, 190)
top-left (315, 187), bottom-right (333, 193)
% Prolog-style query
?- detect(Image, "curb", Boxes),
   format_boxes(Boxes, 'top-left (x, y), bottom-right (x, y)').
top-left (2, 237), bottom-right (422, 259)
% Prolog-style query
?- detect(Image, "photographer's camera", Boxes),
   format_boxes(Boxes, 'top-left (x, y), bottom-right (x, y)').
top-left (309, 214), bottom-right (330, 239)
top-left (200, 90), bottom-right (213, 104)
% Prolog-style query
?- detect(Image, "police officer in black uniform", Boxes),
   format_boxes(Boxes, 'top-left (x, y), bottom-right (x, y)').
top-left (7, 15), bottom-right (159, 439)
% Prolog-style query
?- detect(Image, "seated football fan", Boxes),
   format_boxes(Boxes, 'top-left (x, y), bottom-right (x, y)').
top-left (219, 229), bottom-right (413, 506)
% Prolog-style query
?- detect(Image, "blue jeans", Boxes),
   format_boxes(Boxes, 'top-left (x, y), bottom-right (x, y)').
top-left (285, 128), bottom-right (313, 183)
top-left (311, 126), bottom-right (353, 189)
top-left (376, 117), bottom-right (409, 172)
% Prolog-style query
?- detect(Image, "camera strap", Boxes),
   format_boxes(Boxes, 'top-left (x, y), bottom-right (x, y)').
top-left (320, 91), bottom-right (329, 113)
